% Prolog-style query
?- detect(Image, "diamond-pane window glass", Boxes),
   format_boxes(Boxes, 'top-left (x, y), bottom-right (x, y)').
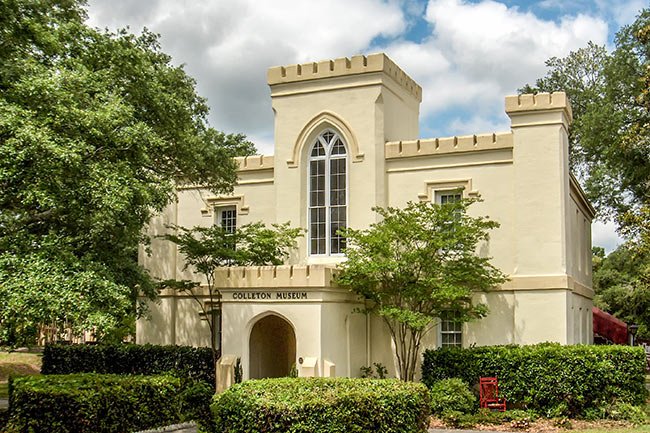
top-left (308, 130), bottom-right (348, 256)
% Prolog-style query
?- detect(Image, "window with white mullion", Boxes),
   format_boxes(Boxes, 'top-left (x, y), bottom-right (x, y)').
top-left (308, 130), bottom-right (347, 256)
top-left (439, 311), bottom-right (462, 348)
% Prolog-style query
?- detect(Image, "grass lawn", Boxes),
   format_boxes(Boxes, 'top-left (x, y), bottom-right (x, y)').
top-left (568, 426), bottom-right (650, 433)
top-left (0, 352), bottom-right (42, 382)
top-left (0, 351), bottom-right (42, 399)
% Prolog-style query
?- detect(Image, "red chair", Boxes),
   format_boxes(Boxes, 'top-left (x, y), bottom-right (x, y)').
top-left (479, 377), bottom-right (506, 411)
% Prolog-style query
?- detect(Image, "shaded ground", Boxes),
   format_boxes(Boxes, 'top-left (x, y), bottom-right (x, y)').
top-left (0, 351), bottom-right (42, 413)
top-left (429, 417), bottom-right (650, 433)
top-left (0, 351), bottom-right (42, 383)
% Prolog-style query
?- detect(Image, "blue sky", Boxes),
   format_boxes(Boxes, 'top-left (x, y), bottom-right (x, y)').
top-left (86, 0), bottom-right (647, 252)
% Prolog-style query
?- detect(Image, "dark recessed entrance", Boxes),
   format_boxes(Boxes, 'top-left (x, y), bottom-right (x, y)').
top-left (249, 314), bottom-right (296, 379)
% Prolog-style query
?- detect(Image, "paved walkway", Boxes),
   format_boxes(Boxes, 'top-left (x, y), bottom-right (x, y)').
top-left (134, 427), bottom-right (506, 433)
top-left (0, 398), bottom-right (7, 410)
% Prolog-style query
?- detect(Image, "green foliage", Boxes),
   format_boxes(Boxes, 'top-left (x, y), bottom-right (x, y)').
top-left (337, 199), bottom-right (507, 381)
top-left (441, 410), bottom-right (476, 429)
top-left (359, 362), bottom-right (388, 379)
top-left (161, 222), bottom-right (303, 277)
top-left (523, 8), bottom-right (650, 351)
top-left (0, 0), bottom-right (254, 345)
top-left (6, 373), bottom-right (183, 433)
top-left (593, 242), bottom-right (650, 340)
top-left (607, 402), bottom-right (648, 425)
top-left (438, 407), bottom-right (540, 429)
top-left (159, 222), bottom-right (302, 385)
top-left (41, 343), bottom-right (214, 384)
top-left (178, 381), bottom-right (216, 433)
top-left (211, 377), bottom-right (431, 433)
top-left (521, 10), bottom-right (649, 223)
top-left (429, 378), bottom-right (476, 416)
top-left (0, 252), bottom-right (132, 346)
top-left (422, 343), bottom-right (648, 417)
top-left (233, 357), bottom-right (242, 384)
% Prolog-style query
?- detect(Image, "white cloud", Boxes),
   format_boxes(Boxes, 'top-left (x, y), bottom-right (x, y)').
top-left (86, 0), bottom-right (612, 146)
top-left (87, 0), bottom-right (406, 154)
top-left (447, 115), bottom-right (510, 136)
top-left (595, 0), bottom-right (646, 26)
top-left (592, 220), bottom-right (623, 254)
top-left (380, 0), bottom-right (608, 136)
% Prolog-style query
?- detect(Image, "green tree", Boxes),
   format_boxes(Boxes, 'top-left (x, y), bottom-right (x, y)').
top-left (523, 10), bottom-right (650, 340)
top-left (0, 0), bottom-right (254, 345)
top-left (336, 199), bottom-right (507, 381)
top-left (521, 10), bottom-right (649, 223)
top-left (160, 222), bottom-right (302, 387)
top-left (594, 207), bottom-right (650, 340)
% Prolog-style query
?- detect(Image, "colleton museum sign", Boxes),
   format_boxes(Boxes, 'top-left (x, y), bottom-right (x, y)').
top-left (230, 291), bottom-right (309, 301)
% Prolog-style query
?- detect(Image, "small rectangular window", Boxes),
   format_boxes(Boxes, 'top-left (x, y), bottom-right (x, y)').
top-left (217, 207), bottom-right (237, 233)
top-left (436, 191), bottom-right (462, 205)
top-left (440, 311), bottom-right (462, 348)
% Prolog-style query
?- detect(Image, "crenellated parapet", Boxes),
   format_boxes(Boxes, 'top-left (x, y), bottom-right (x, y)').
top-left (267, 53), bottom-right (422, 101)
top-left (385, 132), bottom-right (513, 159)
top-left (234, 155), bottom-right (274, 172)
top-left (213, 265), bottom-right (339, 289)
top-left (505, 92), bottom-right (573, 122)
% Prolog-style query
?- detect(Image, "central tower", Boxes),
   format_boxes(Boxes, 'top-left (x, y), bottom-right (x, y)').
top-left (267, 53), bottom-right (422, 264)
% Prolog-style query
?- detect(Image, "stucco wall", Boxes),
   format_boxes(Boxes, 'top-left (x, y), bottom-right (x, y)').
top-left (137, 55), bottom-right (596, 381)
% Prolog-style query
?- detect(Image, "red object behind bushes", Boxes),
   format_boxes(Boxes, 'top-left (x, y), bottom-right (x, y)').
top-left (593, 307), bottom-right (628, 345)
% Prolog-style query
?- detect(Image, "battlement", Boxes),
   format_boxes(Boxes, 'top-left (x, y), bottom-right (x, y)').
top-left (213, 265), bottom-right (339, 288)
top-left (267, 53), bottom-right (422, 101)
top-left (385, 132), bottom-right (513, 159)
top-left (234, 155), bottom-right (274, 171)
top-left (505, 92), bottom-right (573, 122)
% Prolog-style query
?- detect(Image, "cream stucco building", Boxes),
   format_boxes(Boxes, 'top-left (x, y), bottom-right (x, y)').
top-left (138, 53), bottom-right (595, 382)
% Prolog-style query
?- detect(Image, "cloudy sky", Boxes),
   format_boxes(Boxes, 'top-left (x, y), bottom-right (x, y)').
top-left (85, 0), bottom-right (646, 252)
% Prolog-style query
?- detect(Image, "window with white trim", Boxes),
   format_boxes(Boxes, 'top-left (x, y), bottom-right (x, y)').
top-left (217, 206), bottom-right (237, 234)
top-left (435, 190), bottom-right (462, 205)
top-left (439, 311), bottom-right (462, 347)
top-left (308, 130), bottom-right (347, 255)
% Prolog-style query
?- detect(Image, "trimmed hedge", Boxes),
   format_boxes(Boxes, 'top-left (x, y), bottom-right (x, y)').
top-left (212, 378), bottom-right (430, 433)
top-left (42, 343), bottom-right (214, 384)
top-left (6, 374), bottom-right (183, 433)
top-left (429, 378), bottom-right (476, 416)
top-left (422, 343), bottom-right (648, 417)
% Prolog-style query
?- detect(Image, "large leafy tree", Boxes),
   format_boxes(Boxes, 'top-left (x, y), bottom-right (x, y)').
top-left (160, 222), bottom-right (302, 387)
top-left (0, 0), bottom-right (254, 345)
top-left (522, 9), bottom-right (650, 336)
top-left (521, 10), bottom-right (649, 222)
top-left (593, 243), bottom-right (650, 340)
top-left (336, 200), bottom-right (507, 381)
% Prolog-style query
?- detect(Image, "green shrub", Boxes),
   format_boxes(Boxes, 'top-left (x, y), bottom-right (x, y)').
top-left (441, 410), bottom-right (477, 428)
top-left (429, 378), bottom-right (476, 415)
top-left (211, 377), bottom-right (430, 433)
top-left (178, 381), bottom-right (215, 433)
top-left (606, 401), bottom-right (647, 425)
top-left (474, 408), bottom-right (506, 425)
top-left (42, 343), bottom-right (214, 384)
top-left (422, 343), bottom-right (648, 417)
top-left (6, 374), bottom-right (182, 433)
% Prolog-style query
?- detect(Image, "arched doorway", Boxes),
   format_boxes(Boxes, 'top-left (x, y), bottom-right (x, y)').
top-left (249, 314), bottom-right (296, 379)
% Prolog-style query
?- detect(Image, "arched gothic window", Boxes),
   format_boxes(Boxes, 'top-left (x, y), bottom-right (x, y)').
top-left (308, 130), bottom-right (347, 255)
